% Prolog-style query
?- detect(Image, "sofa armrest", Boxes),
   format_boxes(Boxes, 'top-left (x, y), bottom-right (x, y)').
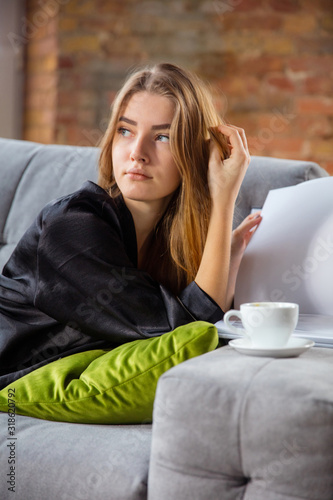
top-left (148, 346), bottom-right (333, 500)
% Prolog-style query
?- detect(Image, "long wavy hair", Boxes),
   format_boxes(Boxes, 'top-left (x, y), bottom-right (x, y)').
top-left (98, 63), bottom-right (229, 294)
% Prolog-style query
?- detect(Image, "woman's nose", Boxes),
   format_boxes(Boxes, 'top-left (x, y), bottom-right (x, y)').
top-left (130, 137), bottom-right (149, 163)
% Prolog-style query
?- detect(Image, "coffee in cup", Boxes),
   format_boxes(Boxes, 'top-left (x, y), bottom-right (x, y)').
top-left (224, 302), bottom-right (299, 348)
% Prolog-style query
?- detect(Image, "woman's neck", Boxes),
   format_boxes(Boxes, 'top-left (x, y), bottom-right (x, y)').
top-left (123, 198), bottom-right (164, 267)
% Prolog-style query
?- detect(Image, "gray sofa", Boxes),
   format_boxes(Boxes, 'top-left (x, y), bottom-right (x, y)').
top-left (0, 137), bottom-right (332, 500)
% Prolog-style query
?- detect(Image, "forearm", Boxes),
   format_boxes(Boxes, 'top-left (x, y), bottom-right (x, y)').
top-left (196, 123), bottom-right (251, 312)
top-left (224, 211), bottom-right (263, 310)
top-left (195, 202), bottom-right (234, 312)
top-left (225, 254), bottom-right (242, 310)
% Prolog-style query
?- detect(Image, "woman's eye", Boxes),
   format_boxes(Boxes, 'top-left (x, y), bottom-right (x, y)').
top-left (156, 134), bottom-right (170, 143)
top-left (118, 127), bottom-right (131, 137)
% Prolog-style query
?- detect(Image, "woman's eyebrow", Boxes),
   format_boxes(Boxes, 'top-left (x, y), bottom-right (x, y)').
top-left (119, 116), bottom-right (170, 130)
top-left (119, 116), bottom-right (136, 126)
top-left (151, 123), bottom-right (171, 130)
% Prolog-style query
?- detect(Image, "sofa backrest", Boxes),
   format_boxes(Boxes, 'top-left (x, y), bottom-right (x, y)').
top-left (0, 137), bottom-right (328, 271)
top-left (0, 138), bottom-right (99, 268)
top-left (234, 155), bottom-right (328, 226)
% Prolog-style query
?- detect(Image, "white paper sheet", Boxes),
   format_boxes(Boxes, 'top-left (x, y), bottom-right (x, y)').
top-left (234, 177), bottom-right (333, 315)
top-left (216, 314), bottom-right (333, 347)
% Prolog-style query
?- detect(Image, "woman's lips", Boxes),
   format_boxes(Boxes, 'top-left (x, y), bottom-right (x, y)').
top-left (126, 169), bottom-right (152, 181)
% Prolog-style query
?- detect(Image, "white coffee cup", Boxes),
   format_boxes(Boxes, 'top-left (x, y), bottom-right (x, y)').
top-left (224, 302), bottom-right (299, 348)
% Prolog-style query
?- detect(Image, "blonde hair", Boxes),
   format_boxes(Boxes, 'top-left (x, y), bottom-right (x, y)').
top-left (98, 63), bottom-right (229, 294)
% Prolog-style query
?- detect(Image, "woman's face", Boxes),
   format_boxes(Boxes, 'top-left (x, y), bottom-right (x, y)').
top-left (112, 91), bottom-right (181, 213)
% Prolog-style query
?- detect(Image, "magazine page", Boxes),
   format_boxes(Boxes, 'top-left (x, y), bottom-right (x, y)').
top-left (234, 177), bottom-right (333, 316)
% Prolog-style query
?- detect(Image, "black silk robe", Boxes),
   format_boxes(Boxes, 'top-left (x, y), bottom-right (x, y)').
top-left (0, 181), bottom-right (223, 389)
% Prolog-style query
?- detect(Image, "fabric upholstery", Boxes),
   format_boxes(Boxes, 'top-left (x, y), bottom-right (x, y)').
top-left (234, 155), bottom-right (328, 227)
top-left (0, 138), bottom-right (98, 268)
top-left (0, 413), bottom-right (151, 500)
top-left (148, 346), bottom-right (333, 500)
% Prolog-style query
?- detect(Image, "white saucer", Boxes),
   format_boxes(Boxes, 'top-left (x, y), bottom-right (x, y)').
top-left (229, 337), bottom-right (315, 358)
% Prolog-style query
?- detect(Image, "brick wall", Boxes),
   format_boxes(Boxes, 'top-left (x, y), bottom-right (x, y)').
top-left (23, 0), bottom-right (59, 143)
top-left (23, 0), bottom-right (333, 173)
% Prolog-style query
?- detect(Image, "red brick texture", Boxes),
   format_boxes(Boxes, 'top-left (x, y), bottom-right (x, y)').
top-left (23, 0), bottom-right (333, 174)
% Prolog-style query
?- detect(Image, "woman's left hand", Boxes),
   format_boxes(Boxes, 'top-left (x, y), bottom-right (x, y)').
top-left (231, 211), bottom-right (262, 264)
top-left (225, 211), bottom-right (262, 309)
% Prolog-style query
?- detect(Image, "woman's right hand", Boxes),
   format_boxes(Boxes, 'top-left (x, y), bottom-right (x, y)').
top-left (194, 124), bottom-right (250, 312)
top-left (207, 124), bottom-right (250, 207)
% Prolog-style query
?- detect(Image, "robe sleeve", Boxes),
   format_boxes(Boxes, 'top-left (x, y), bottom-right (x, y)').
top-left (34, 188), bottom-right (223, 344)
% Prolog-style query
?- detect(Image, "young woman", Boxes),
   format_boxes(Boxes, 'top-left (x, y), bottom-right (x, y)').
top-left (0, 63), bottom-right (261, 389)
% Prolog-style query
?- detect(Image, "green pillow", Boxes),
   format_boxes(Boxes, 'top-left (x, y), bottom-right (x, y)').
top-left (0, 321), bottom-right (218, 424)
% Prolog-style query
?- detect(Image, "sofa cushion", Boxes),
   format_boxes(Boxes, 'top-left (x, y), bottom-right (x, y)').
top-left (0, 321), bottom-right (218, 424)
top-left (0, 413), bottom-right (151, 500)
